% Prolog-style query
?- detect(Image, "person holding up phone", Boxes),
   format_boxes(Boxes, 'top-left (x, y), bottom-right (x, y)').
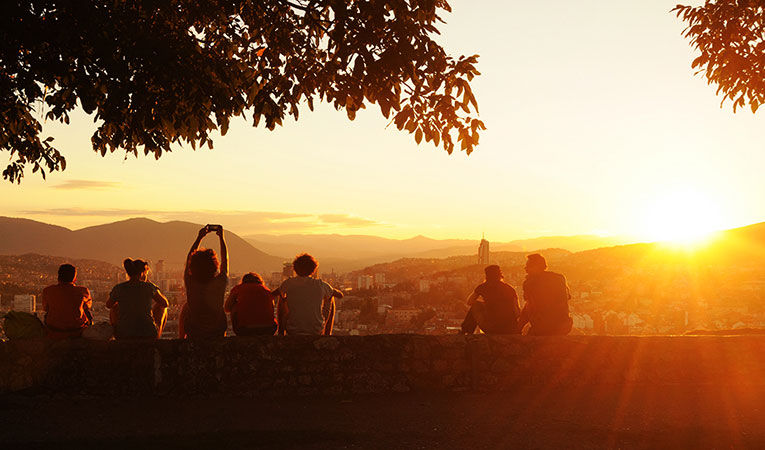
top-left (178, 225), bottom-right (229, 339)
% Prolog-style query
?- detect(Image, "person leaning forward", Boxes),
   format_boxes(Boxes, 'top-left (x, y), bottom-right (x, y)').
top-left (461, 265), bottom-right (521, 334)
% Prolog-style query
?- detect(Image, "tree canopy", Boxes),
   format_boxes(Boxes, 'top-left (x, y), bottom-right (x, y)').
top-left (1, 0), bottom-right (484, 182)
top-left (674, 1), bottom-right (765, 113)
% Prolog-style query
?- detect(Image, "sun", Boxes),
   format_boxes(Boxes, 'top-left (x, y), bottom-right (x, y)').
top-left (638, 188), bottom-right (723, 245)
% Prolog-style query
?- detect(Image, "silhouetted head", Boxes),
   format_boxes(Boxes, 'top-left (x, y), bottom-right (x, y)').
top-left (293, 253), bottom-right (318, 277)
top-left (484, 265), bottom-right (503, 281)
top-left (190, 248), bottom-right (219, 282)
top-left (58, 264), bottom-right (76, 283)
top-left (525, 253), bottom-right (547, 275)
top-left (242, 272), bottom-right (263, 284)
top-left (124, 258), bottom-right (150, 281)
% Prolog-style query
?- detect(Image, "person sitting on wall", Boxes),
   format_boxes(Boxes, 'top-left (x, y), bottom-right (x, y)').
top-left (518, 253), bottom-right (573, 336)
top-left (179, 225), bottom-right (229, 339)
top-left (224, 272), bottom-right (277, 336)
top-left (41, 264), bottom-right (93, 339)
top-left (461, 265), bottom-right (521, 335)
top-left (271, 254), bottom-right (343, 336)
top-left (106, 258), bottom-right (169, 339)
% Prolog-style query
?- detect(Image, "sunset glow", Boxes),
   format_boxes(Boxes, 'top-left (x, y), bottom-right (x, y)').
top-left (638, 188), bottom-right (724, 245)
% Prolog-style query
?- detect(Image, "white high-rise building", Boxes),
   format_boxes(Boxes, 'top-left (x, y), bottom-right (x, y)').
top-left (357, 275), bottom-right (374, 290)
top-left (478, 234), bottom-right (490, 265)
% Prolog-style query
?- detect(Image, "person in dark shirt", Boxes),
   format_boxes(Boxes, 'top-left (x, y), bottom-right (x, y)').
top-left (107, 259), bottom-right (169, 339)
top-left (461, 265), bottom-right (520, 334)
top-left (518, 253), bottom-right (573, 335)
top-left (224, 272), bottom-right (277, 336)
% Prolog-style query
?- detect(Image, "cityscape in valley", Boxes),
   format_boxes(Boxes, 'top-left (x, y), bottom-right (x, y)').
top-left (3, 216), bottom-right (764, 337)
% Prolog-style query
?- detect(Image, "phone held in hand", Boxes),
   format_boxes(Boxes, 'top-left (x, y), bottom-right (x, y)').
top-left (207, 224), bottom-right (222, 232)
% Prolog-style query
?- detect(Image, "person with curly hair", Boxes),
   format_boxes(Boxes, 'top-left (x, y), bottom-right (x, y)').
top-left (179, 225), bottom-right (229, 339)
top-left (272, 253), bottom-right (343, 335)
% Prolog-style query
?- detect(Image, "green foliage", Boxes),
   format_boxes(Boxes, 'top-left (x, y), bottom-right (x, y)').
top-left (674, 1), bottom-right (765, 112)
top-left (1, 0), bottom-right (484, 182)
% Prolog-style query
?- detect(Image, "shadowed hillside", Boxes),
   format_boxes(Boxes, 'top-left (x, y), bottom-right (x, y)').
top-left (0, 217), bottom-right (283, 274)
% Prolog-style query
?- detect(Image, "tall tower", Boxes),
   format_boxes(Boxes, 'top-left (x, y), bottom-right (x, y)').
top-left (478, 233), bottom-right (490, 265)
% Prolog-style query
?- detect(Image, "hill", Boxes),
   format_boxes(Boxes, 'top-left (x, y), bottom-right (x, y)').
top-left (0, 217), bottom-right (284, 274)
top-left (245, 233), bottom-right (629, 272)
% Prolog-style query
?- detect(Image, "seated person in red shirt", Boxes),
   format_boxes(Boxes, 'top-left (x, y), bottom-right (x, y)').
top-left (224, 272), bottom-right (276, 336)
top-left (41, 264), bottom-right (93, 339)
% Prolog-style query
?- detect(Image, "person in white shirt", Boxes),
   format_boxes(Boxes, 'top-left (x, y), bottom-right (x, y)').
top-left (271, 253), bottom-right (343, 335)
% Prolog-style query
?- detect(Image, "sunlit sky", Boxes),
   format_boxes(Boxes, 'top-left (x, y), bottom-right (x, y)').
top-left (2, 0), bottom-right (764, 242)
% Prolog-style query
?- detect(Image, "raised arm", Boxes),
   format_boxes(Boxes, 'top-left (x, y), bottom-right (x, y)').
top-left (216, 227), bottom-right (228, 278)
top-left (185, 227), bottom-right (208, 279)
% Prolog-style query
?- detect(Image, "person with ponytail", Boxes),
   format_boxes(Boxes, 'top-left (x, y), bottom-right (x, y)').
top-left (106, 258), bottom-right (169, 339)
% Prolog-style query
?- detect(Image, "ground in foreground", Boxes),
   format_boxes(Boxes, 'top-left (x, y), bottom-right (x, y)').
top-left (1, 384), bottom-right (762, 449)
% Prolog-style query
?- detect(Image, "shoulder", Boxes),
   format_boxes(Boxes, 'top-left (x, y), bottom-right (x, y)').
top-left (146, 281), bottom-right (160, 291)
top-left (474, 282), bottom-right (488, 293)
top-left (78, 286), bottom-right (90, 294)
top-left (549, 272), bottom-right (566, 282)
top-left (501, 282), bottom-right (517, 292)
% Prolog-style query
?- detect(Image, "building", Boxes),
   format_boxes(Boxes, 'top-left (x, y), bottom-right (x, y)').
top-left (282, 262), bottom-right (293, 278)
top-left (478, 234), bottom-right (490, 265)
top-left (155, 260), bottom-right (166, 280)
top-left (13, 294), bottom-right (36, 313)
top-left (357, 275), bottom-right (374, 290)
top-left (419, 279), bottom-right (430, 293)
top-left (374, 273), bottom-right (386, 287)
top-left (387, 308), bottom-right (420, 323)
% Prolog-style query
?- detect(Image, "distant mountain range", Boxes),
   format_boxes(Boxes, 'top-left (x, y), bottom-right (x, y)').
top-left (245, 233), bottom-right (631, 272)
top-left (2, 216), bottom-right (763, 276)
top-left (0, 217), bottom-right (284, 274)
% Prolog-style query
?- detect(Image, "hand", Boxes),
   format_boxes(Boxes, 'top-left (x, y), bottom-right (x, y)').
top-left (215, 226), bottom-right (223, 237)
top-left (198, 226), bottom-right (208, 238)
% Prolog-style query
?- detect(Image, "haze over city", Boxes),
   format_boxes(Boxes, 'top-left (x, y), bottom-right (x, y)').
top-left (2, 0), bottom-right (764, 243)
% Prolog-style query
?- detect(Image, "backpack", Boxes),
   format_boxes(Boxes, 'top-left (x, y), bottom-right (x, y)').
top-left (2, 310), bottom-right (46, 340)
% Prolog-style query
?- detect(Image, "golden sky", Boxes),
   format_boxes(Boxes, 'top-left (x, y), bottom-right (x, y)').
top-left (2, 0), bottom-right (764, 241)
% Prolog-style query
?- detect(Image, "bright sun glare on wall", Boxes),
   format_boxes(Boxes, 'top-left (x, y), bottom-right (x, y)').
top-left (639, 188), bottom-right (724, 245)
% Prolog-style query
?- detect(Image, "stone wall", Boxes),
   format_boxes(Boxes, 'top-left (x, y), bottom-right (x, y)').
top-left (1, 335), bottom-right (764, 396)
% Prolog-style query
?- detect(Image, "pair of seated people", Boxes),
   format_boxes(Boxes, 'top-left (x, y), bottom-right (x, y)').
top-left (41, 261), bottom-right (167, 340)
top-left (461, 254), bottom-right (573, 336)
top-left (224, 253), bottom-right (344, 336)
